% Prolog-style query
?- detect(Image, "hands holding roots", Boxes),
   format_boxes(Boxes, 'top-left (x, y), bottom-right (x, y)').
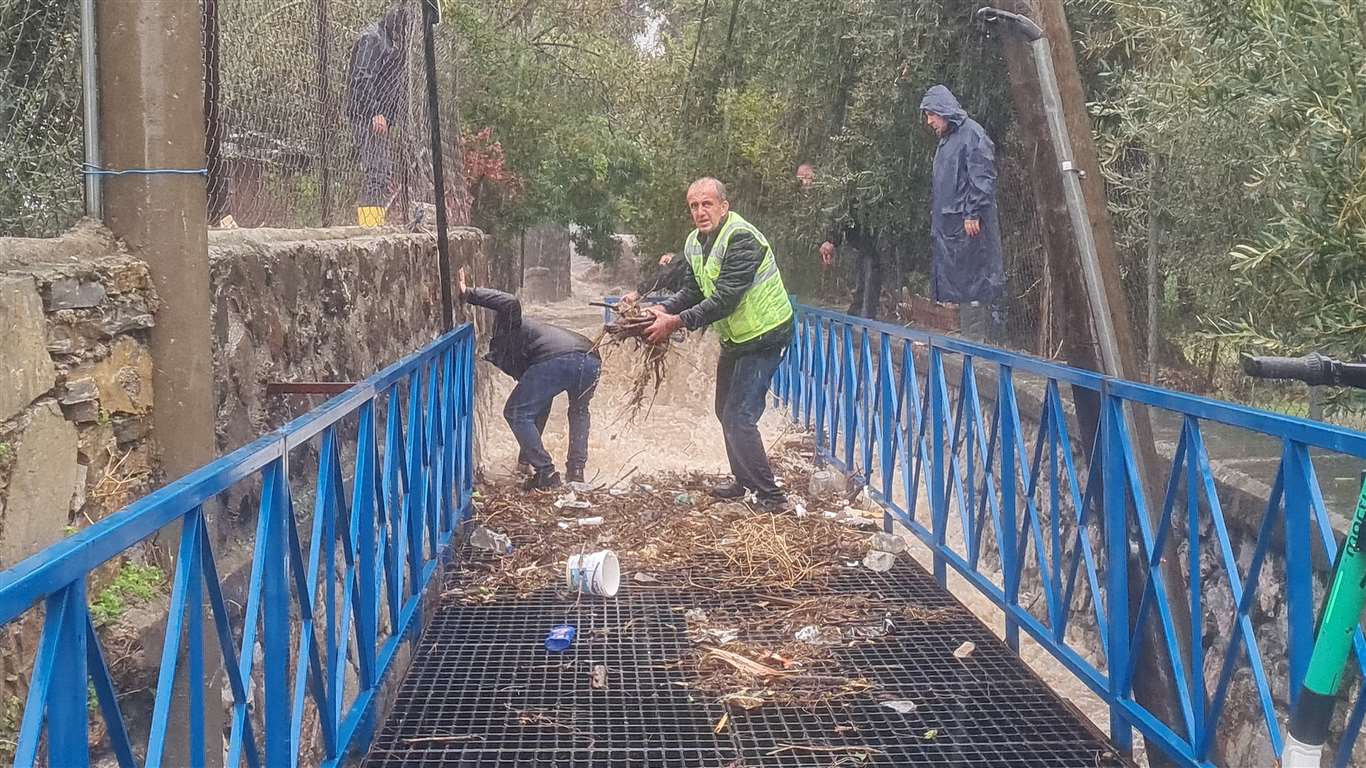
top-left (592, 296), bottom-right (691, 425)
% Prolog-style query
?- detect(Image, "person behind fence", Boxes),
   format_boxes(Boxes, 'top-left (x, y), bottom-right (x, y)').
top-left (458, 270), bottom-right (601, 491)
top-left (920, 84), bottom-right (1006, 342)
top-left (347, 6), bottom-right (409, 228)
top-left (643, 177), bottom-right (794, 512)
top-left (796, 162), bottom-right (882, 320)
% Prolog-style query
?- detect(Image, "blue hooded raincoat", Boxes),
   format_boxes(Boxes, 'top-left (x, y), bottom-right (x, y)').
top-left (920, 85), bottom-right (1005, 305)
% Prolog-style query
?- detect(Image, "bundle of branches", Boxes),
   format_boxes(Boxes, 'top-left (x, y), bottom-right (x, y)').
top-left (592, 297), bottom-right (673, 423)
top-left (698, 513), bottom-right (862, 590)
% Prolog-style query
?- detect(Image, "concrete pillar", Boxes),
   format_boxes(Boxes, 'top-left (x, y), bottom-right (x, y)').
top-left (96, 3), bottom-right (222, 764)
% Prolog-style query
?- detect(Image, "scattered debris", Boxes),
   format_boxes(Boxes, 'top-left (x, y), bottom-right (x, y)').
top-left (567, 481), bottom-right (597, 494)
top-left (954, 641), bottom-right (976, 659)
top-left (808, 469), bottom-right (848, 500)
top-left (713, 712), bottom-right (730, 734)
top-left (881, 700), bottom-right (918, 714)
top-left (701, 647), bottom-right (788, 679)
top-left (591, 664), bottom-right (609, 690)
top-left (862, 550), bottom-right (896, 572)
top-left (795, 625), bottom-right (822, 644)
top-left (674, 491), bottom-right (694, 506)
top-left (544, 624), bottom-right (576, 652)
top-left (554, 492), bottom-right (593, 510)
top-left (869, 532), bottom-right (907, 555)
top-left (632, 572), bottom-right (659, 584)
top-left (469, 526), bottom-right (513, 555)
top-left (575, 516), bottom-right (604, 526)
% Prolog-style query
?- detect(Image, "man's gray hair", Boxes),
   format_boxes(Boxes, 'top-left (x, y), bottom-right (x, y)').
top-left (689, 177), bottom-right (728, 202)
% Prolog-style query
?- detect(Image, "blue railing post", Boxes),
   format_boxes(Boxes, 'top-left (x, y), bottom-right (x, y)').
top-left (1283, 440), bottom-right (1314, 713)
top-left (842, 323), bottom-right (857, 470)
top-left (1000, 364), bottom-right (1020, 651)
top-left (47, 580), bottom-right (90, 764)
top-left (929, 345), bottom-right (948, 586)
top-left (1103, 388), bottom-right (1133, 754)
top-left (262, 459), bottom-right (292, 766)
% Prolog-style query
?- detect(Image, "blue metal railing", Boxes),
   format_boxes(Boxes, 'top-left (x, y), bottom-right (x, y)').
top-left (772, 304), bottom-right (1366, 767)
top-left (0, 325), bottom-right (476, 767)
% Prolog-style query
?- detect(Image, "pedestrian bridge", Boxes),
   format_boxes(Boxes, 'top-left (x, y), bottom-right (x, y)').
top-left (1, 304), bottom-right (1363, 767)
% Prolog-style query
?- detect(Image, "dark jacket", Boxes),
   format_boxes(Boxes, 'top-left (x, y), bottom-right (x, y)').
top-left (660, 213), bottom-right (792, 356)
top-left (920, 85), bottom-right (1005, 305)
top-left (635, 258), bottom-right (689, 297)
top-left (463, 288), bottom-right (596, 379)
top-left (346, 9), bottom-right (407, 128)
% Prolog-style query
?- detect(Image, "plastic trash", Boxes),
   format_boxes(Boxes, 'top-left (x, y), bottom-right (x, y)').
top-left (470, 526), bottom-right (513, 555)
top-left (554, 492), bottom-right (593, 510)
top-left (545, 624), bottom-right (576, 652)
top-left (674, 492), bottom-right (694, 506)
top-left (576, 516), bottom-right (604, 527)
top-left (882, 700), bottom-right (918, 714)
top-left (954, 641), bottom-right (976, 659)
top-left (795, 625), bottom-right (821, 644)
top-left (870, 532), bottom-right (907, 555)
top-left (567, 481), bottom-right (596, 494)
top-left (591, 664), bottom-right (609, 689)
top-left (863, 550), bottom-right (896, 573)
top-left (808, 469), bottom-right (847, 500)
top-left (565, 550), bottom-right (620, 597)
top-left (685, 608), bottom-right (708, 623)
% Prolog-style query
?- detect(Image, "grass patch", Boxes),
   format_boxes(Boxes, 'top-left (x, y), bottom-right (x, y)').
top-left (91, 562), bottom-right (165, 627)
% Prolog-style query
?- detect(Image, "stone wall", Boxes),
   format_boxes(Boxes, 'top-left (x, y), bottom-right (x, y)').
top-left (0, 222), bottom-right (159, 571)
top-left (207, 225), bottom-right (490, 456)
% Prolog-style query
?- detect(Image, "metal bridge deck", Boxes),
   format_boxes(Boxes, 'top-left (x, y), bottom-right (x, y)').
top-left (364, 551), bottom-right (1127, 767)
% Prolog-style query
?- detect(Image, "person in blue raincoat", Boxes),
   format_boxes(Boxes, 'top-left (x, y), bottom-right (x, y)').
top-left (919, 84), bottom-right (1006, 342)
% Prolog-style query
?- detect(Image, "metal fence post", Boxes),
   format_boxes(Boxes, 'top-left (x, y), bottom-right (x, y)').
top-left (1000, 364), bottom-right (1020, 650)
top-left (1103, 388), bottom-right (1133, 754)
top-left (930, 345), bottom-right (947, 586)
top-left (315, 0), bottom-right (333, 224)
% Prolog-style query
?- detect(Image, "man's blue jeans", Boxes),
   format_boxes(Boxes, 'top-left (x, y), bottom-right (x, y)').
top-left (504, 352), bottom-right (601, 474)
top-left (715, 344), bottom-right (785, 500)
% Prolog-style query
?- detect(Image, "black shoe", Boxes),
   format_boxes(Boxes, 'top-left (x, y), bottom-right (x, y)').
top-left (709, 482), bottom-right (746, 500)
top-left (565, 467), bottom-right (585, 484)
top-left (523, 468), bottom-right (561, 491)
top-left (754, 495), bottom-right (789, 513)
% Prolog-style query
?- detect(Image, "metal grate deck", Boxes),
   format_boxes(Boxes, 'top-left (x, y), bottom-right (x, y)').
top-left (364, 552), bottom-right (1128, 767)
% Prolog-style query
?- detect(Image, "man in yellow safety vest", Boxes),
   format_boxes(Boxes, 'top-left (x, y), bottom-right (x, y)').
top-left (644, 177), bottom-right (794, 510)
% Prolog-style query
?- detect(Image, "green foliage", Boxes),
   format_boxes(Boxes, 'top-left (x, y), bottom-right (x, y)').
top-left (1080, 0), bottom-right (1366, 362)
top-left (90, 561), bottom-right (165, 627)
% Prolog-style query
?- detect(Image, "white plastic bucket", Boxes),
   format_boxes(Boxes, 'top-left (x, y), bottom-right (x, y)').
top-left (565, 550), bottom-right (620, 597)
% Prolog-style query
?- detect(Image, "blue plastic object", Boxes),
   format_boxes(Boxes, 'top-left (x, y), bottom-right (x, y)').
top-left (544, 624), bottom-right (577, 653)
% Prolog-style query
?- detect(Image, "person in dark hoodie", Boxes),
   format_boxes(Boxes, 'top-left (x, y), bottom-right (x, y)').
top-left (459, 270), bottom-right (601, 490)
top-left (919, 84), bottom-right (1006, 341)
top-left (347, 7), bottom-right (409, 227)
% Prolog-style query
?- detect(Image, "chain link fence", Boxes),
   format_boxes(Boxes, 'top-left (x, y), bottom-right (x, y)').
top-left (205, 0), bottom-right (466, 229)
top-left (0, 0), bottom-right (85, 238)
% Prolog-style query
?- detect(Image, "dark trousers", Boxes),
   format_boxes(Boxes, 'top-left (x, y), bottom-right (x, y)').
top-left (353, 125), bottom-right (392, 207)
top-left (504, 352), bottom-right (601, 474)
top-left (715, 344), bottom-right (786, 500)
top-left (847, 250), bottom-right (882, 320)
